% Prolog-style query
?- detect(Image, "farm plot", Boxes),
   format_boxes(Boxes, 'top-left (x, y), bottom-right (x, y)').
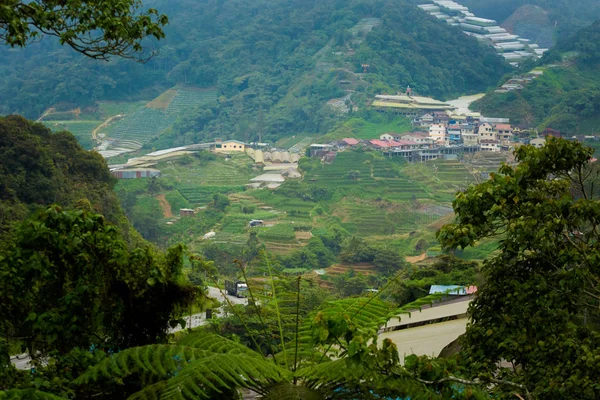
top-left (308, 151), bottom-right (375, 189)
top-left (99, 88), bottom-right (218, 143)
top-left (404, 160), bottom-right (476, 201)
top-left (334, 198), bottom-right (445, 236)
top-left (43, 120), bottom-right (100, 149)
top-left (249, 190), bottom-right (316, 220)
top-left (177, 185), bottom-right (244, 205)
top-left (158, 153), bottom-right (254, 187)
top-left (308, 151), bottom-right (431, 200)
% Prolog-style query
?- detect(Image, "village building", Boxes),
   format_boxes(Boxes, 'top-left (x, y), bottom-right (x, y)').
top-left (110, 168), bottom-right (161, 179)
top-left (413, 113), bottom-right (434, 127)
top-left (462, 132), bottom-right (479, 146)
top-left (429, 123), bottom-right (447, 145)
top-left (379, 133), bottom-right (395, 141)
top-left (371, 94), bottom-right (456, 117)
top-left (495, 123), bottom-right (513, 144)
top-left (530, 137), bottom-right (546, 148)
top-left (214, 139), bottom-right (246, 153)
top-left (309, 144), bottom-right (333, 157)
top-left (323, 151), bottom-right (337, 164)
top-left (340, 138), bottom-right (360, 147)
top-left (447, 124), bottom-right (462, 144)
top-left (480, 139), bottom-right (500, 152)
top-left (401, 133), bottom-right (435, 148)
top-left (432, 111), bottom-right (450, 124)
top-left (180, 208), bottom-right (195, 217)
top-left (477, 122), bottom-right (497, 141)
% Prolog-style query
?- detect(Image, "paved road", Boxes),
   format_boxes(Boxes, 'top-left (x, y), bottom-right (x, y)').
top-left (171, 286), bottom-right (247, 332)
top-left (11, 287), bottom-right (247, 369)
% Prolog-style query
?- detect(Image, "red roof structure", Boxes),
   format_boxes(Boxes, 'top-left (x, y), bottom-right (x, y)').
top-left (494, 123), bottom-right (512, 131)
top-left (342, 138), bottom-right (360, 145)
top-left (369, 140), bottom-right (390, 148)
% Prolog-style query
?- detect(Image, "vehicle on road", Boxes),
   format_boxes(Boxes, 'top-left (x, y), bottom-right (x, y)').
top-left (225, 280), bottom-right (248, 298)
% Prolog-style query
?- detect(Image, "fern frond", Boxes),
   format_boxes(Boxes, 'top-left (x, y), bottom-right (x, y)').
top-left (76, 344), bottom-right (211, 384)
top-left (177, 331), bottom-right (261, 357)
top-left (0, 389), bottom-right (67, 400)
top-left (76, 341), bottom-right (290, 399)
top-left (260, 383), bottom-right (325, 400)
top-left (128, 353), bottom-right (290, 400)
top-left (297, 359), bottom-right (436, 400)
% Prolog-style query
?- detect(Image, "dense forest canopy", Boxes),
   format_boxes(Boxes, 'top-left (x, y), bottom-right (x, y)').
top-left (0, 0), bottom-right (509, 145)
top-left (0, 116), bottom-right (134, 244)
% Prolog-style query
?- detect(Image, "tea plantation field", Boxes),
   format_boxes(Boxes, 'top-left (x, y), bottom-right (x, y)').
top-left (99, 88), bottom-right (218, 143)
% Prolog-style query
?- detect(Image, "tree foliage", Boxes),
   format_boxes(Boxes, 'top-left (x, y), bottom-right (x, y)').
top-left (438, 138), bottom-right (600, 398)
top-left (0, 206), bottom-right (199, 365)
top-left (0, 116), bottom-right (134, 246)
top-left (0, 0), bottom-right (168, 60)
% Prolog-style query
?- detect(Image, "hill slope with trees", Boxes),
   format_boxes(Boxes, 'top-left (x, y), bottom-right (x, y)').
top-left (0, 116), bottom-right (134, 244)
top-left (0, 0), bottom-right (509, 146)
top-left (471, 20), bottom-right (600, 134)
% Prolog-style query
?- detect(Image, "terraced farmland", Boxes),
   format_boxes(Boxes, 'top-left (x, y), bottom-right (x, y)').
top-left (177, 185), bottom-right (244, 205)
top-left (99, 88), bottom-right (218, 143)
top-left (308, 151), bottom-right (431, 200)
top-left (334, 199), bottom-right (440, 235)
top-left (404, 160), bottom-right (476, 202)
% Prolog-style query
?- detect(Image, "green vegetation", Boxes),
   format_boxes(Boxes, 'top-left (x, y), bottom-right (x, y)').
top-left (321, 112), bottom-right (412, 141)
top-left (0, 0), bottom-right (168, 60)
top-left (1, 0), bottom-right (509, 149)
top-left (473, 21), bottom-right (600, 134)
top-left (439, 138), bottom-right (600, 398)
top-left (0, 115), bottom-right (133, 244)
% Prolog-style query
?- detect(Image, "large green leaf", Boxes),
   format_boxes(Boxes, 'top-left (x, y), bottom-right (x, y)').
top-left (0, 389), bottom-right (67, 400)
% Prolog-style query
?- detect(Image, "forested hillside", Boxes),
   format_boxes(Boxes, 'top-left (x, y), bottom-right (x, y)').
top-left (472, 21), bottom-right (600, 133)
top-left (0, 116), bottom-right (134, 244)
top-left (0, 0), bottom-right (509, 146)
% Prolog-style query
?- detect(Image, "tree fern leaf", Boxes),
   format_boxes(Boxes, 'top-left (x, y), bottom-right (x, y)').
top-left (177, 332), bottom-right (261, 357)
top-left (76, 345), bottom-right (211, 384)
top-left (260, 383), bottom-right (325, 400)
top-left (142, 353), bottom-right (288, 399)
top-left (0, 389), bottom-right (67, 400)
top-left (78, 347), bottom-right (289, 400)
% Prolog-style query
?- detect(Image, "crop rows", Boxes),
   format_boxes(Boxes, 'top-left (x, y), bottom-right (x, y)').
top-left (102, 89), bottom-right (218, 143)
top-left (177, 185), bottom-right (243, 204)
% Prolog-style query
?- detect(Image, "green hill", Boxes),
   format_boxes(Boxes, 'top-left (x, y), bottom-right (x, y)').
top-left (0, 0), bottom-right (509, 148)
top-left (0, 116), bottom-right (135, 244)
top-left (472, 21), bottom-right (600, 134)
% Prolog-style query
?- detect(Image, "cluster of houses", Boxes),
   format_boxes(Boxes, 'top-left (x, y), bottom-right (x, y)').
top-left (310, 113), bottom-right (549, 163)
top-left (418, 114), bottom-right (519, 152)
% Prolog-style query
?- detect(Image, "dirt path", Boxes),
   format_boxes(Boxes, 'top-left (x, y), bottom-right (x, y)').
top-left (92, 114), bottom-right (125, 140)
top-left (155, 194), bottom-right (173, 218)
top-left (405, 252), bottom-right (428, 263)
top-left (36, 107), bottom-right (55, 122)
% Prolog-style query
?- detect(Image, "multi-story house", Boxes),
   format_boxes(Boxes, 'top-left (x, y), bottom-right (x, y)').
top-left (429, 123), bottom-right (447, 145)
